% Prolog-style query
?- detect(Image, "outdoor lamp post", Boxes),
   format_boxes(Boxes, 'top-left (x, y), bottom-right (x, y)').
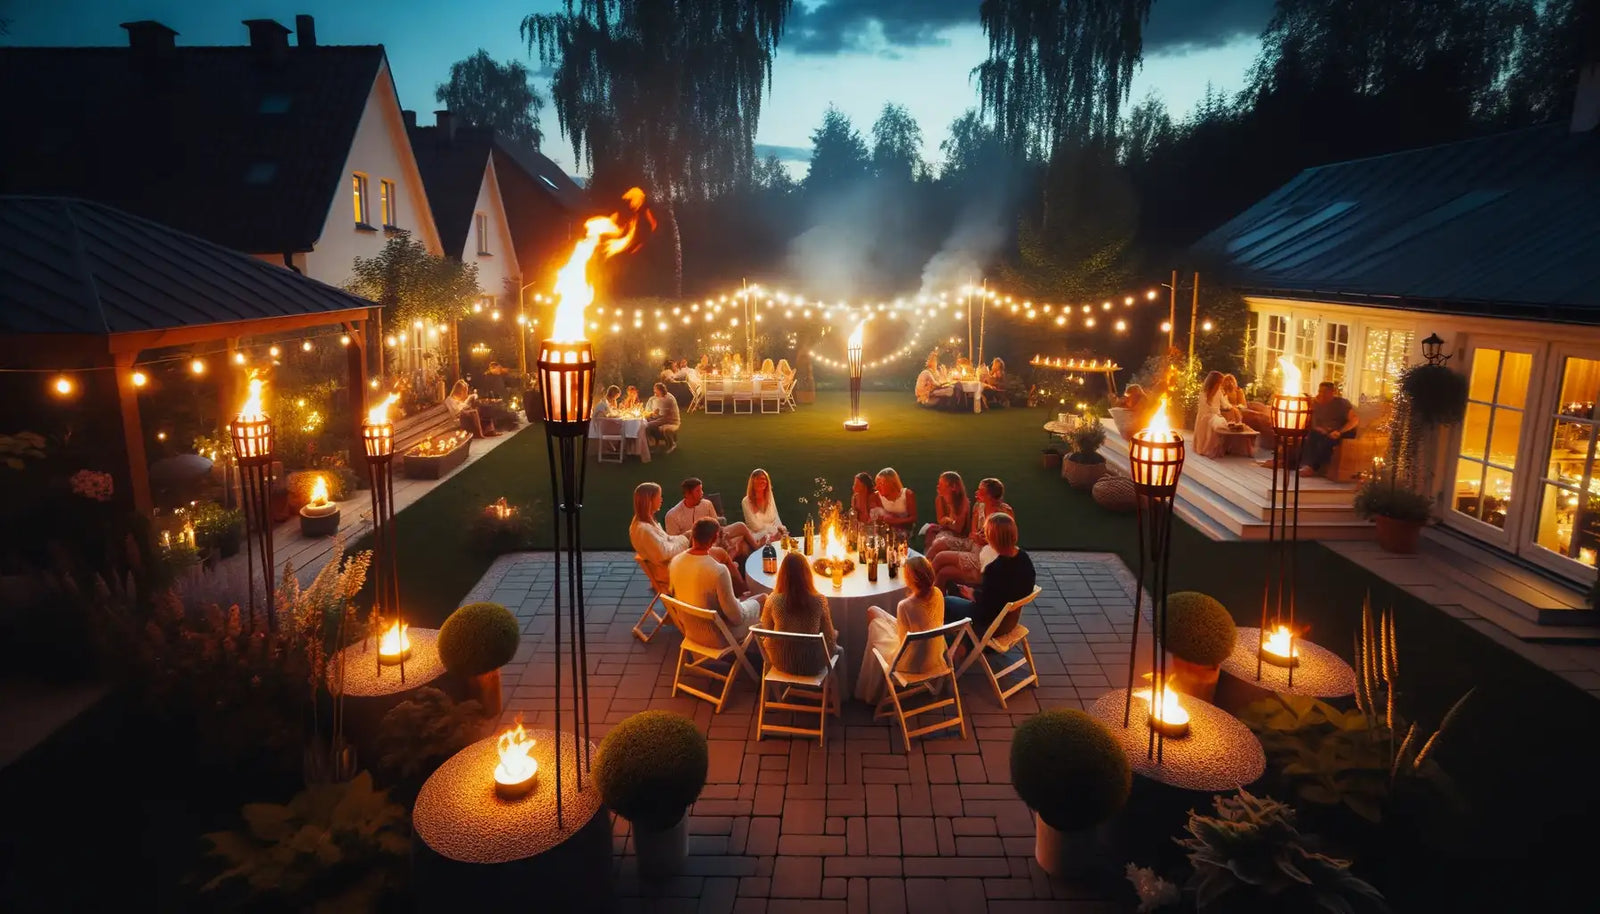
top-left (1123, 397), bottom-right (1185, 762)
top-left (844, 321), bottom-right (868, 431)
top-left (229, 376), bottom-right (276, 633)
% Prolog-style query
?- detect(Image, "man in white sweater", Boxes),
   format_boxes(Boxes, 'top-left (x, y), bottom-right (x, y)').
top-left (670, 520), bottom-right (762, 635)
top-left (665, 477), bottom-right (763, 586)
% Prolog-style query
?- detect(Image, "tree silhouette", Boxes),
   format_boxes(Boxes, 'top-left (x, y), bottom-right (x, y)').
top-left (804, 104), bottom-right (870, 194)
top-left (870, 103), bottom-right (924, 183)
top-left (435, 50), bottom-right (545, 152)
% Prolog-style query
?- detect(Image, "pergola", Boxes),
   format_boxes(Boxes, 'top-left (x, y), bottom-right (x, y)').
top-left (0, 196), bottom-right (377, 515)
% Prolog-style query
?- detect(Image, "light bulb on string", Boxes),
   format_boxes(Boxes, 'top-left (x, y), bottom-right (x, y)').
top-left (233, 352), bottom-right (247, 365)
top-left (269, 345), bottom-right (281, 358)
top-left (190, 358), bottom-right (207, 375)
top-left (1202, 320), bottom-right (1215, 331)
top-left (131, 370), bottom-right (148, 388)
top-left (52, 375), bottom-right (74, 396)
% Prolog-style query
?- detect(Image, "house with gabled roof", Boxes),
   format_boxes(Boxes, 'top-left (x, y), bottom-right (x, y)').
top-left (0, 15), bottom-right (443, 288)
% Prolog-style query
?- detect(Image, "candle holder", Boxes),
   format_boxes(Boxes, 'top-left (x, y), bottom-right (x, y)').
top-left (229, 378), bottom-right (276, 633)
top-left (536, 336), bottom-right (598, 830)
top-left (362, 394), bottom-right (406, 682)
top-left (1122, 398), bottom-right (1185, 764)
top-left (844, 322), bottom-right (868, 431)
top-left (1259, 383), bottom-right (1312, 688)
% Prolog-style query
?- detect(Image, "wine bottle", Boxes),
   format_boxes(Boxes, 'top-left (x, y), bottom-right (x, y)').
top-left (761, 543), bottom-right (777, 575)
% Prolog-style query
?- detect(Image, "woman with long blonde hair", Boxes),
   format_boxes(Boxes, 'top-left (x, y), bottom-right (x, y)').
top-left (445, 378), bottom-right (496, 437)
top-left (870, 467), bottom-right (917, 531)
top-left (921, 471), bottom-right (970, 551)
top-left (759, 551), bottom-right (839, 675)
top-left (856, 555), bottom-right (946, 705)
top-left (759, 357), bottom-right (776, 376)
top-left (630, 481), bottom-right (742, 582)
top-left (741, 468), bottom-right (786, 540)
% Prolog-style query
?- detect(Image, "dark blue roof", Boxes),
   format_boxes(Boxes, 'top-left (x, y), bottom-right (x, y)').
top-left (1194, 124), bottom-right (1600, 321)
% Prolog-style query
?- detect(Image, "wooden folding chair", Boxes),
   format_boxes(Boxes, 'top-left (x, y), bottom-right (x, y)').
top-left (758, 378), bottom-right (782, 414)
top-left (749, 628), bottom-right (842, 747)
top-left (732, 380), bottom-right (755, 414)
top-left (595, 417), bottom-right (627, 463)
top-left (661, 595), bottom-right (759, 712)
top-left (688, 377), bottom-right (705, 413)
top-left (955, 586), bottom-right (1042, 708)
top-left (874, 617), bottom-right (972, 751)
top-left (631, 554), bottom-right (672, 643)
top-left (704, 379), bottom-right (727, 414)
top-left (779, 375), bottom-right (798, 412)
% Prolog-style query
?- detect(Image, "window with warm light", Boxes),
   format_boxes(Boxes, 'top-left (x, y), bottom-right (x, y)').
top-left (1263, 315), bottom-right (1287, 381)
top-left (352, 173), bottom-right (370, 226)
top-left (1452, 348), bottom-right (1530, 531)
top-left (1534, 356), bottom-right (1600, 567)
top-left (476, 212), bottom-right (490, 254)
top-left (1358, 327), bottom-right (1414, 403)
top-left (380, 179), bottom-right (397, 227)
top-left (1323, 322), bottom-right (1350, 386)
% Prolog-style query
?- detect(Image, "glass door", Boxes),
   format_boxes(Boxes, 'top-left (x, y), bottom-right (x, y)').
top-left (1321, 321), bottom-right (1350, 389)
top-left (1529, 355), bottom-right (1600, 575)
top-left (1449, 347), bottom-right (1532, 544)
top-left (1359, 326), bottom-right (1415, 404)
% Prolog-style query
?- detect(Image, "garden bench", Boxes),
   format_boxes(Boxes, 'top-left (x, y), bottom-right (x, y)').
top-left (393, 403), bottom-right (458, 455)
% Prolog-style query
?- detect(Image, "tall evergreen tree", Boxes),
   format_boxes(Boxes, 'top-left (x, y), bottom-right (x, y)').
top-left (804, 104), bottom-right (871, 193)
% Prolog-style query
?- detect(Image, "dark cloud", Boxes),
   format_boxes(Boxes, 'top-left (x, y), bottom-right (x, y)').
top-left (784, 0), bottom-right (1272, 57)
top-left (755, 143), bottom-right (813, 163)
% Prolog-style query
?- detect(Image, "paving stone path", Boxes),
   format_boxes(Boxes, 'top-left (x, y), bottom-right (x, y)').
top-left (464, 550), bottom-right (1149, 913)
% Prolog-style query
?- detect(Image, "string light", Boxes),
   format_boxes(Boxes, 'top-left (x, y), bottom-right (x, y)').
top-left (131, 370), bottom-right (148, 387)
top-left (1114, 320), bottom-right (1127, 332)
top-left (1160, 321), bottom-right (1173, 333)
top-left (339, 334), bottom-right (351, 346)
top-left (301, 340), bottom-right (313, 352)
top-left (1202, 320), bottom-right (1215, 332)
top-left (190, 358), bottom-right (206, 375)
top-left (268, 345), bottom-right (281, 358)
top-left (52, 375), bottom-right (74, 396)
top-left (233, 352), bottom-right (247, 365)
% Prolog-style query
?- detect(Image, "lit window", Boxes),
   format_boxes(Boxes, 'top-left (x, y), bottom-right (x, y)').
top-left (476, 212), bottom-right (489, 254)
top-left (352, 173), bottom-right (370, 226)
top-left (380, 179), bottom-right (397, 227)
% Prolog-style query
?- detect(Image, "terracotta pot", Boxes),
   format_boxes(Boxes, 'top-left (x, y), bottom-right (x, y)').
top-left (1061, 456), bottom-right (1109, 488)
top-left (1374, 515), bottom-right (1423, 554)
top-left (1033, 813), bottom-right (1101, 878)
top-left (1042, 450), bottom-right (1063, 470)
top-left (1168, 655), bottom-right (1220, 703)
top-left (465, 669), bottom-right (503, 717)
top-left (634, 813), bottom-right (689, 878)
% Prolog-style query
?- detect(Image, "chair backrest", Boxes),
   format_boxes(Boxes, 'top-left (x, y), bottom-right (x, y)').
top-left (634, 554), bottom-right (671, 596)
top-left (760, 378), bottom-right (780, 394)
top-left (706, 492), bottom-right (726, 521)
top-left (885, 616), bottom-right (971, 681)
top-left (749, 627), bottom-right (831, 677)
top-left (982, 585), bottom-right (1041, 643)
top-left (661, 594), bottom-right (738, 650)
top-left (597, 417), bottom-right (625, 437)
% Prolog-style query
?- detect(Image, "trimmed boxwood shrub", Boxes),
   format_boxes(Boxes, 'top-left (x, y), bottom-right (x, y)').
top-left (1165, 591), bottom-right (1238, 666)
top-left (1010, 709), bottom-right (1130, 832)
top-left (595, 711), bottom-right (708, 830)
top-left (437, 602), bottom-right (521, 677)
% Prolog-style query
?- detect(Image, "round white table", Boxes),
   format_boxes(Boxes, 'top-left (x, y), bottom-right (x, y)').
top-left (744, 543), bottom-right (918, 693)
top-left (586, 416), bottom-right (651, 462)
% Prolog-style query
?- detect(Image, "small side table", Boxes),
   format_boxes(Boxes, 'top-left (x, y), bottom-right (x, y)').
top-left (1216, 429), bottom-right (1260, 457)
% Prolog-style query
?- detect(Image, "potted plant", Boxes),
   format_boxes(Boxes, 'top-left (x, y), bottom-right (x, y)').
top-left (1177, 789), bottom-right (1386, 913)
top-left (595, 710), bottom-right (708, 877)
top-left (1041, 444), bottom-right (1063, 471)
top-left (1164, 591), bottom-right (1237, 702)
top-left (1062, 422), bottom-right (1109, 488)
top-left (437, 602), bottom-right (521, 716)
top-left (1010, 709), bottom-right (1131, 877)
top-left (191, 501), bottom-right (245, 558)
top-left (1399, 363), bottom-right (1469, 428)
top-left (1353, 475), bottom-right (1433, 553)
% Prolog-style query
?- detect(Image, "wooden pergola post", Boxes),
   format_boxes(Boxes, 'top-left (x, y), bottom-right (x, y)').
top-left (344, 318), bottom-right (368, 446)
top-left (113, 351), bottom-right (154, 516)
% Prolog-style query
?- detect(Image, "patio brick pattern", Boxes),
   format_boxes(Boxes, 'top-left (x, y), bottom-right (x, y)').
top-left (463, 550), bottom-right (1151, 912)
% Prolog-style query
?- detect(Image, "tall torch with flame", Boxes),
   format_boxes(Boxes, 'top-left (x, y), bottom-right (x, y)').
top-left (361, 392), bottom-right (407, 673)
top-left (230, 374), bottom-right (277, 631)
top-left (1259, 356), bottom-right (1312, 684)
top-left (843, 321), bottom-right (868, 431)
top-left (538, 187), bottom-right (653, 827)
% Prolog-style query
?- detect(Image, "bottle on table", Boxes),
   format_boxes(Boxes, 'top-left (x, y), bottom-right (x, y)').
top-left (761, 543), bottom-right (777, 575)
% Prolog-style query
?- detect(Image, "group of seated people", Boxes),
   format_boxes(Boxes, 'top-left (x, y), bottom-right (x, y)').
top-left (627, 467), bottom-right (1034, 707)
top-left (443, 361), bottom-right (521, 438)
top-left (915, 353), bottom-right (1007, 410)
top-left (593, 382), bottom-right (682, 453)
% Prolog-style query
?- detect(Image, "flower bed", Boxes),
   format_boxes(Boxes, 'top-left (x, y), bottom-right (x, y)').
top-left (402, 431), bottom-right (473, 480)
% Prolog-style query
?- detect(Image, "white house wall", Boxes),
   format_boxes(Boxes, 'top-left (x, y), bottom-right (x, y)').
top-left (302, 60), bottom-right (442, 287)
top-left (464, 157), bottom-right (521, 302)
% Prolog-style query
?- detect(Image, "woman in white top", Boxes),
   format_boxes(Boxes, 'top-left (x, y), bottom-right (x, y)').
top-left (857, 555), bottom-right (946, 705)
top-left (741, 468), bottom-right (786, 540)
top-left (629, 481), bottom-right (744, 584)
top-left (759, 358), bottom-right (776, 376)
top-left (776, 358), bottom-right (795, 386)
top-left (1193, 371), bottom-right (1230, 458)
top-left (870, 467), bottom-right (918, 532)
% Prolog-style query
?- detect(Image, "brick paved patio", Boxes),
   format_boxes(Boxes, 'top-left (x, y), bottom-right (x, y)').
top-left (462, 550), bottom-right (1150, 913)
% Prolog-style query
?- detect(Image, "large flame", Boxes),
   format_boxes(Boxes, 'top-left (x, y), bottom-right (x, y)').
top-left (549, 188), bottom-right (654, 343)
top-left (847, 321), bottom-right (866, 352)
top-left (378, 619), bottom-right (410, 658)
top-left (823, 521), bottom-right (846, 561)
top-left (1262, 625), bottom-right (1300, 661)
top-left (366, 392), bottom-right (399, 426)
top-left (1143, 395), bottom-right (1175, 440)
top-left (1277, 356), bottom-right (1303, 396)
top-left (494, 721), bottom-right (539, 787)
top-left (238, 376), bottom-right (266, 421)
top-left (1137, 682), bottom-right (1190, 729)
top-left (309, 475), bottom-right (330, 506)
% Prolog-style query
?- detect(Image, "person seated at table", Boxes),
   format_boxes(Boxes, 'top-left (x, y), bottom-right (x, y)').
top-left (776, 358), bottom-right (795, 387)
top-left (730, 353), bottom-right (745, 375)
top-left (684, 359), bottom-right (703, 388)
top-left (870, 468), bottom-right (917, 531)
top-left (1227, 374), bottom-right (1274, 436)
top-left (645, 382), bottom-right (681, 453)
top-left (673, 359), bottom-right (692, 381)
top-left (476, 362), bottom-right (522, 428)
top-left (850, 472), bottom-right (881, 522)
top-left (666, 477), bottom-right (766, 578)
top-left (945, 514), bottom-right (1034, 657)
top-left (982, 358), bottom-right (1007, 407)
top-left (742, 468), bottom-right (787, 540)
top-left (632, 482), bottom-right (743, 585)
top-left (1192, 371), bottom-right (1233, 459)
top-left (857, 555), bottom-right (945, 705)
top-left (759, 357), bottom-right (776, 376)
top-left (658, 359), bottom-right (676, 384)
top-left (592, 385), bottom-right (621, 421)
top-left (445, 379), bottom-right (499, 438)
top-left (759, 551), bottom-right (839, 674)
top-left (696, 354), bottom-right (712, 376)
top-left (1299, 381), bottom-right (1358, 477)
top-left (671, 519), bottom-right (762, 634)
top-left (621, 385), bottom-right (641, 410)
top-left (921, 471), bottom-right (971, 552)
top-left (930, 477), bottom-right (1014, 583)
top-left (915, 354), bottom-right (956, 408)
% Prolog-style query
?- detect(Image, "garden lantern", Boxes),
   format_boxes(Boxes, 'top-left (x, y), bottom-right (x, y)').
top-left (1271, 357), bottom-right (1311, 435)
top-left (362, 393), bottom-right (398, 461)
top-left (844, 321), bottom-right (868, 431)
top-left (229, 376), bottom-right (276, 632)
top-left (362, 393), bottom-right (406, 680)
top-left (1128, 397), bottom-right (1184, 495)
top-left (1422, 332), bottom-right (1450, 365)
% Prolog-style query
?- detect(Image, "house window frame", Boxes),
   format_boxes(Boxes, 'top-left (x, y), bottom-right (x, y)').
top-left (379, 179), bottom-right (398, 229)
top-left (352, 172), bottom-right (372, 228)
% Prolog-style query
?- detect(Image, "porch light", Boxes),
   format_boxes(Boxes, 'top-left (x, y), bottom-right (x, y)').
top-left (1422, 333), bottom-right (1450, 365)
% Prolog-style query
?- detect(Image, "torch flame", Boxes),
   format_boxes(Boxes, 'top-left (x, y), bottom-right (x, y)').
top-left (1137, 682), bottom-right (1190, 728)
top-left (1262, 625), bottom-right (1300, 660)
top-left (309, 475), bottom-right (329, 506)
top-left (549, 188), bottom-right (654, 343)
top-left (378, 619), bottom-right (410, 657)
top-left (847, 321), bottom-right (865, 351)
top-left (1143, 396), bottom-right (1175, 440)
top-left (238, 376), bottom-right (266, 421)
top-left (494, 721), bottom-right (539, 787)
top-left (1277, 356), bottom-right (1303, 396)
top-left (366, 393), bottom-right (398, 426)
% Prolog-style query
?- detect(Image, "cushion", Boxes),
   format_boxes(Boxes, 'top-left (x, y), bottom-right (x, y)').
top-left (1092, 475), bottom-right (1138, 512)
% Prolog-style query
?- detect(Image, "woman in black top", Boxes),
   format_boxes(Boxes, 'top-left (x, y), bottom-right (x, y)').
top-left (944, 513), bottom-right (1033, 638)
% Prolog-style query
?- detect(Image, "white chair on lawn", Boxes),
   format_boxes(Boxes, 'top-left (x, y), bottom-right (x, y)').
top-left (779, 374), bottom-right (798, 412)
top-left (749, 628), bottom-right (842, 747)
top-left (595, 417), bottom-right (627, 463)
top-left (955, 586), bottom-right (1041, 708)
top-left (758, 377), bottom-right (782, 414)
top-left (631, 554), bottom-right (672, 643)
top-left (688, 376), bottom-right (705, 413)
top-left (661, 595), bottom-right (758, 713)
top-left (732, 380), bottom-right (755, 414)
top-left (874, 617), bottom-right (972, 751)
top-left (704, 379), bottom-right (727, 414)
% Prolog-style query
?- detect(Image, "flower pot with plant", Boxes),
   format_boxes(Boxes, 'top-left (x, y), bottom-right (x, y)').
top-left (437, 602), bottom-right (521, 717)
top-left (1353, 475), bottom-right (1432, 553)
top-left (1010, 709), bottom-right (1131, 877)
top-left (595, 710), bottom-right (708, 877)
top-left (1164, 591), bottom-right (1237, 702)
top-left (1062, 422), bottom-right (1110, 488)
top-left (191, 501), bottom-right (245, 558)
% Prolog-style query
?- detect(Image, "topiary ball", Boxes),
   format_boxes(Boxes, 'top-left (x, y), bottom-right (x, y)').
top-left (437, 602), bottom-right (521, 677)
top-left (1010, 709), bottom-right (1130, 832)
top-left (1164, 592), bottom-right (1237, 667)
top-left (1092, 475), bottom-right (1137, 512)
top-left (595, 711), bottom-right (708, 830)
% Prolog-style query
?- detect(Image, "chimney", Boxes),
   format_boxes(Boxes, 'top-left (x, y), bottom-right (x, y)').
top-left (120, 20), bottom-right (177, 52)
top-left (295, 14), bottom-right (317, 48)
top-left (403, 109), bottom-right (417, 129)
top-left (435, 110), bottom-right (456, 143)
top-left (1574, 63), bottom-right (1600, 133)
top-left (242, 19), bottom-right (291, 61)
